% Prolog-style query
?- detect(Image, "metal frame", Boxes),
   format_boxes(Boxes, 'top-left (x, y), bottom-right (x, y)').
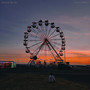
top-left (23, 20), bottom-right (66, 64)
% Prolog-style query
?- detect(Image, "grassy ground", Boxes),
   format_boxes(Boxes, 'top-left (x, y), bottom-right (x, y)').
top-left (0, 72), bottom-right (90, 90)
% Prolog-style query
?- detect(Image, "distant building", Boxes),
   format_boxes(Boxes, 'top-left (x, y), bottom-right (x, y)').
top-left (0, 61), bottom-right (16, 68)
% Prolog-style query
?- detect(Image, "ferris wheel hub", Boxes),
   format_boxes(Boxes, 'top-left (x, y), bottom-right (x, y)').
top-left (42, 35), bottom-right (50, 43)
top-left (44, 38), bottom-right (48, 41)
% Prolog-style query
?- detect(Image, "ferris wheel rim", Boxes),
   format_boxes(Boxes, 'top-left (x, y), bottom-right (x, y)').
top-left (23, 20), bottom-right (66, 62)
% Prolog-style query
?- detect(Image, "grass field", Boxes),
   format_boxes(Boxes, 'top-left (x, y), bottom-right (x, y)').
top-left (0, 66), bottom-right (90, 90)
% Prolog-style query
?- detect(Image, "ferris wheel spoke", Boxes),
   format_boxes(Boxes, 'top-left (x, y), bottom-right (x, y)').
top-left (51, 43), bottom-right (60, 50)
top-left (47, 39), bottom-right (61, 59)
top-left (45, 45), bottom-right (47, 58)
top-left (51, 39), bottom-right (61, 40)
top-left (30, 31), bottom-right (38, 37)
top-left (45, 25), bottom-right (47, 35)
top-left (50, 34), bottom-right (60, 38)
top-left (33, 29), bottom-right (43, 39)
top-left (31, 31), bottom-right (38, 36)
top-left (49, 29), bottom-right (56, 37)
top-left (47, 27), bottom-right (51, 36)
top-left (40, 25), bottom-right (45, 35)
top-left (50, 50), bottom-right (57, 61)
top-left (38, 27), bottom-right (43, 33)
top-left (35, 25), bottom-right (41, 32)
top-left (28, 41), bottom-right (42, 48)
top-left (29, 34), bottom-right (41, 39)
top-left (51, 41), bottom-right (61, 45)
top-left (32, 28), bottom-right (39, 34)
top-left (44, 45), bottom-right (49, 59)
top-left (41, 24), bottom-right (44, 31)
top-left (33, 43), bottom-right (43, 54)
top-left (29, 39), bottom-right (41, 42)
top-left (35, 42), bottom-right (45, 56)
top-left (47, 43), bottom-right (57, 60)
top-left (30, 30), bottom-right (40, 36)
top-left (29, 35), bottom-right (40, 39)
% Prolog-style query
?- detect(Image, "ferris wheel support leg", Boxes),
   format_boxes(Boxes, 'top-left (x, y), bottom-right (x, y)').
top-left (64, 50), bottom-right (66, 64)
top-left (35, 42), bottom-right (45, 56)
top-left (28, 60), bottom-right (31, 64)
top-left (47, 39), bottom-right (62, 60)
top-left (47, 43), bottom-right (57, 61)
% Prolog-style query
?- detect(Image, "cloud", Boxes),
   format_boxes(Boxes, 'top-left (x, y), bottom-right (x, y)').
top-left (73, 0), bottom-right (90, 4)
top-left (53, 16), bottom-right (90, 37)
top-left (1, 1), bottom-right (17, 5)
top-left (57, 16), bottom-right (90, 30)
top-left (66, 50), bottom-right (90, 57)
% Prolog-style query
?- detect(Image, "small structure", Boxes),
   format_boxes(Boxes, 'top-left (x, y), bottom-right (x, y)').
top-left (0, 61), bottom-right (16, 68)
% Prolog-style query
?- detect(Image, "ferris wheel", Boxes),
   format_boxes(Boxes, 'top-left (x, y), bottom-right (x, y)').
top-left (23, 20), bottom-right (66, 64)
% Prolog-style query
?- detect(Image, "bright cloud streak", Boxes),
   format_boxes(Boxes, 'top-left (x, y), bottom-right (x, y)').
top-left (53, 16), bottom-right (90, 32)
top-left (73, 0), bottom-right (90, 4)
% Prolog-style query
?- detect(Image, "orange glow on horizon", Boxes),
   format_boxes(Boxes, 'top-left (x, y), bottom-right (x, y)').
top-left (0, 50), bottom-right (90, 65)
top-left (66, 57), bottom-right (90, 65)
top-left (0, 56), bottom-right (90, 65)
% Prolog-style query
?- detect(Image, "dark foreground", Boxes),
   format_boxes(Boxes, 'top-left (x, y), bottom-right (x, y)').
top-left (0, 65), bottom-right (90, 90)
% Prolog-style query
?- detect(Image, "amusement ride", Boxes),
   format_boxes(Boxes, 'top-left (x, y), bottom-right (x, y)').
top-left (23, 20), bottom-right (66, 65)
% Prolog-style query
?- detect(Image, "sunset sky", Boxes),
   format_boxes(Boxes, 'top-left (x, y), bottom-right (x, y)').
top-left (0, 0), bottom-right (90, 65)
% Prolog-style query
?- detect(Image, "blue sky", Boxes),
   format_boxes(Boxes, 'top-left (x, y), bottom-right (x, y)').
top-left (0, 0), bottom-right (90, 55)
